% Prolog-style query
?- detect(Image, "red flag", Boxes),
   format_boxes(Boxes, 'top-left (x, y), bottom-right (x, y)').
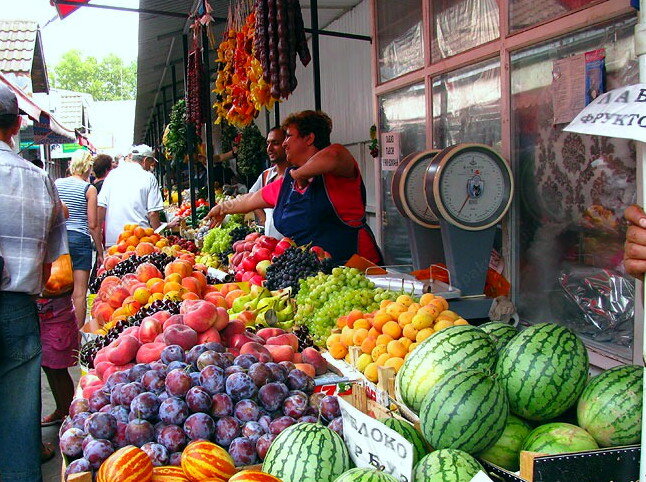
top-left (51, 0), bottom-right (90, 20)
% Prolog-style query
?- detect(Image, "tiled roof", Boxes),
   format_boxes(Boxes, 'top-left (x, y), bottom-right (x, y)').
top-left (0, 20), bottom-right (48, 93)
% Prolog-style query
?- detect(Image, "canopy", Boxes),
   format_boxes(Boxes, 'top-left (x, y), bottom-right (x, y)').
top-left (0, 71), bottom-right (95, 150)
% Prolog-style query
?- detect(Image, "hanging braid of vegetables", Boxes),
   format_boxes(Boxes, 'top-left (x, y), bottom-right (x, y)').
top-left (236, 123), bottom-right (266, 181)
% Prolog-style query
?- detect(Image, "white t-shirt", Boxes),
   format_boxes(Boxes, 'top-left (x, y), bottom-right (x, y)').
top-left (98, 161), bottom-right (164, 246)
top-left (249, 166), bottom-right (283, 239)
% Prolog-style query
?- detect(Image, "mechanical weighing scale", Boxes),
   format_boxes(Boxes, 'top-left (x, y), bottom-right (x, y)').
top-left (391, 143), bottom-right (514, 319)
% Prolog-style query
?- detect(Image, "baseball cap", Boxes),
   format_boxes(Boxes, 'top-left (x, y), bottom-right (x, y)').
top-left (130, 144), bottom-right (157, 162)
top-left (0, 84), bottom-right (19, 116)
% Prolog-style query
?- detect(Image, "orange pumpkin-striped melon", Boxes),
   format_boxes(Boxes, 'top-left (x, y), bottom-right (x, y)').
top-left (230, 470), bottom-right (283, 481)
top-left (181, 440), bottom-right (236, 482)
top-left (152, 465), bottom-right (190, 481)
top-left (97, 445), bottom-right (153, 482)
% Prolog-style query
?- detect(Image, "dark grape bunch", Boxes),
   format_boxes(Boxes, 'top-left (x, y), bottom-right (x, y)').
top-left (165, 235), bottom-right (198, 253)
top-left (292, 325), bottom-right (315, 350)
top-left (265, 247), bottom-right (335, 293)
top-left (229, 225), bottom-right (254, 243)
top-left (90, 253), bottom-right (176, 293)
top-left (79, 300), bottom-right (181, 368)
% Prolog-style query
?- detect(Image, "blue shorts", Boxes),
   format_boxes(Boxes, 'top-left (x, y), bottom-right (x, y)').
top-left (67, 230), bottom-right (93, 271)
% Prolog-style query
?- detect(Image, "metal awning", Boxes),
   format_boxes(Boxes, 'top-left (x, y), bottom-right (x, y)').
top-left (133, 0), bottom-right (366, 142)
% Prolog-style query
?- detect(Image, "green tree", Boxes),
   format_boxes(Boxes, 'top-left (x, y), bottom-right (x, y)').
top-left (50, 50), bottom-right (137, 101)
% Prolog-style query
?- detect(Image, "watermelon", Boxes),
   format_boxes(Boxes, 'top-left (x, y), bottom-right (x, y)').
top-left (477, 414), bottom-right (532, 471)
top-left (478, 322), bottom-right (518, 351)
top-left (379, 417), bottom-right (430, 465)
top-left (413, 449), bottom-right (483, 481)
top-left (262, 423), bottom-right (351, 482)
top-left (522, 422), bottom-right (598, 454)
top-left (419, 370), bottom-right (508, 454)
top-left (577, 364), bottom-right (643, 447)
top-left (495, 323), bottom-right (588, 421)
top-left (395, 325), bottom-right (497, 412)
top-left (333, 468), bottom-right (398, 482)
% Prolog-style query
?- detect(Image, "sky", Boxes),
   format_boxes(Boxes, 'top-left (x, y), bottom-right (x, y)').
top-left (4, 0), bottom-right (139, 66)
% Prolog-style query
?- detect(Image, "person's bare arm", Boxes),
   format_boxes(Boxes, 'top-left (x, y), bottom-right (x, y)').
top-left (86, 185), bottom-right (104, 264)
top-left (290, 144), bottom-right (356, 187)
top-left (624, 205), bottom-right (646, 279)
top-left (205, 190), bottom-right (270, 227)
top-left (148, 210), bottom-right (162, 230)
top-left (98, 206), bottom-right (106, 227)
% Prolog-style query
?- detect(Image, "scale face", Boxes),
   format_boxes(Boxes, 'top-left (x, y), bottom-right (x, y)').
top-left (425, 144), bottom-right (514, 231)
top-left (392, 150), bottom-right (440, 228)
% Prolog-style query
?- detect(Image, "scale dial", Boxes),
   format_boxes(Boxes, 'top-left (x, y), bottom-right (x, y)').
top-left (425, 144), bottom-right (513, 231)
top-left (391, 150), bottom-right (440, 228)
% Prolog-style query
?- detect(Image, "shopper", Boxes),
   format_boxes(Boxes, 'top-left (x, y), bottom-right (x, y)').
top-left (92, 153), bottom-right (113, 194)
top-left (249, 127), bottom-right (288, 239)
top-left (55, 150), bottom-right (105, 327)
top-left (206, 110), bottom-right (382, 265)
top-left (623, 205), bottom-right (646, 278)
top-left (98, 144), bottom-right (164, 247)
top-left (0, 84), bottom-right (68, 481)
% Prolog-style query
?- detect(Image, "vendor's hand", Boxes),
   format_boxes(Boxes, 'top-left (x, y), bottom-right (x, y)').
top-left (166, 216), bottom-right (180, 229)
top-left (205, 204), bottom-right (225, 228)
top-left (624, 205), bottom-right (646, 279)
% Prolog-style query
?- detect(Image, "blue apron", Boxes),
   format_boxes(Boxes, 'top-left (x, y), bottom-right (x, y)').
top-left (273, 169), bottom-right (361, 265)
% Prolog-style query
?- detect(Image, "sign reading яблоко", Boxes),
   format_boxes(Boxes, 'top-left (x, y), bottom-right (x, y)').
top-left (564, 84), bottom-right (646, 142)
top-left (339, 398), bottom-right (414, 481)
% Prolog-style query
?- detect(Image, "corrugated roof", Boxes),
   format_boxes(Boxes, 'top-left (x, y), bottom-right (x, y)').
top-left (0, 20), bottom-right (49, 93)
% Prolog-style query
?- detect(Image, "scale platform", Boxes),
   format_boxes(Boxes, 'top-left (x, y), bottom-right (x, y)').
top-left (365, 266), bottom-right (461, 299)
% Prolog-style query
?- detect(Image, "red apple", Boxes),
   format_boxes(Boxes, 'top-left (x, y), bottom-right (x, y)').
top-left (249, 275), bottom-right (264, 286)
top-left (181, 300), bottom-right (218, 333)
top-left (254, 247), bottom-right (272, 262)
top-left (138, 317), bottom-right (162, 344)
top-left (257, 235), bottom-right (278, 249)
top-left (241, 271), bottom-right (255, 282)
top-left (245, 232), bottom-right (261, 242)
top-left (230, 252), bottom-right (244, 266)
top-left (241, 256), bottom-right (258, 272)
top-left (310, 246), bottom-right (325, 258)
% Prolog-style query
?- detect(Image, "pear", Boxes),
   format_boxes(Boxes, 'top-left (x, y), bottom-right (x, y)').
top-left (231, 293), bottom-right (253, 313)
top-left (256, 296), bottom-right (278, 312)
top-left (276, 302), bottom-right (295, 323)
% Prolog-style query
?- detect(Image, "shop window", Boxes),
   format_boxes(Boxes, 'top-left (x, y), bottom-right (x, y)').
top-left (376, 0), bottom-right (424, 82)
top-left (432, 58), bottom-right (501, 149)
top-left (511, 16), bottom-right (637, 360)
top-left (378, 83), bottom-right (427, 266)
top-left (431, 0), bottom-right (499, 60)
top-left (510, 0), bottom-right (602, 33)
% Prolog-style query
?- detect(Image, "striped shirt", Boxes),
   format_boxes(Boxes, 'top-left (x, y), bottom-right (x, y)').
top-left (55, 177), bottom-right (90, 236)
top-left (0, 141), bottom-right (68, 294)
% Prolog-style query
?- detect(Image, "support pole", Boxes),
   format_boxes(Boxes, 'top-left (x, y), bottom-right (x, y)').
top-left (310, 0), bottom-right (321, 110)
top-left (171, 63), bottom-right (181, 206)
top-left (202, 19), bottom-right (216, 208)
top-left (161, 89), bottom-right (172, 202)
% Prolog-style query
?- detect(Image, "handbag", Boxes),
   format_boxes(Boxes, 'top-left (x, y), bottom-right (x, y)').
top-left (42, 254), bottom-right (74, 297)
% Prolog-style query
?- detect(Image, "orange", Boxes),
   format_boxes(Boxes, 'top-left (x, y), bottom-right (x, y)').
top-left (382, 321), bottom-right (402, 340)
top-left (387, 340), bottom-right (407, 358)
top-left (352, 328), bottom-right (369, 346)
top-left (328, 342), bottom-right (348, 359)
top-left (376, 334), bottom-right (394, 346)
top-left (384, 357), bottom-right (405, 372)
top-left (360, 337), bottom-right (376, 354)
top-left (372, 312), bottom-right (392, 331)
top-left (353, 318), bottom-right (371, 330)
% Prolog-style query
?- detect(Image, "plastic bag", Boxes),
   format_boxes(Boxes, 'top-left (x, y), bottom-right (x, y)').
top-left (43, 254), bottom-right (74, 297)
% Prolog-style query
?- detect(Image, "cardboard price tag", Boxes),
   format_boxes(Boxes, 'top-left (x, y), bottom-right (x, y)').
top-left (339, 398), bottom-right (414, 482)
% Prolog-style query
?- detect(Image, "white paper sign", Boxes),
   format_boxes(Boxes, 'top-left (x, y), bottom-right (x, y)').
top-left (339, 398), bottom-right (414, 482)
top-left (381, 131), bottom-right (401, 171)
top-left (564, 84), bottom-right (646, 142)
top-left (470, 471), bottom-right (495, 482)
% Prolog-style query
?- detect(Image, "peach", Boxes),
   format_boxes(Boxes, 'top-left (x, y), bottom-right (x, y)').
top-left (197, 326), bottom-right (222, 344)
top-left (83, 384), bottom-right (104, 400)
top-left (220, 283), bottom-right (242, 296)
top-left (293, 352), bottom-right (302, 364)
top-left (164, 324), bottom-right (197, 350)
top-left (294, 363), bottom-right (316, 378)
top-left (163, 281), bottom-right (183, 295)
top-left (93, 302), bottom-right (115, 326)
top-left (256, 328), bottom-right (285, 342)
top-left (266, 334), bottom-right (299, 352)
top-left (214, 307), bottom-right (229, 331)
top-left (103, 256), bottom-right (121, 271)
top-left (94, 361), bottom-right (113, 379)
top-left (146, 277), bottom-right (164, 289)
top-left (191, 271), bottom-right (208, 292)
top-left (107, 286), bottom-right (130, 309)
top-left (104, 363), bottom-right (134, 381)
top-left (151, 310), bottom-right (172, 323)
top-left (135, 242), bottom-right (156, 256)
top-left (121, 326), bottom-right (140, 339)
top-left (138, 316), bottom-right (162, 343)
top-left (164, 260), bottom-right (193, 279)
top-left (100, 275), bottom-right (121, 291)
top-left (136, 342), bottom-right (166, 363)
top-left (230, 333), bottom-right (262, 350)
top-left (182, 292), bottom-right (200, 301)
top-left (240, 342), bottom-right (272, 363)
top-left (265, 344), bottom-right (295, 363)
top-left (79, 374), bottom-right (102, 389)
top-left (301, 347), bottom-right (327, 376)
top-left (148, 280), bottom-right (165, 294)
top-left (128, 282), bottom-right (147, 295)
top-left (154, 333), bottom-right (165, 343)
top-left (94, 347), bottom-right (110, 366)
top-left (203, 292), bottom-right (228, 309)
top-left (181, 277), bottom-right (202, 296)
top-left (225, 290), bottom-right (246, 309)
top-left (163, 314), bottom-right (184, 330)
top-left (180, 300), bottom-right (218, 333)
top-left (133, 226), bottom-right (146, 238)
top-left (107, 335), bottom-right (141, 365)
top-left (220, 320), bottom-right (246, 346)
top-left (132, 287), bottom-right (152, 305)
top-left (136, 263), bottom-right (163, 283)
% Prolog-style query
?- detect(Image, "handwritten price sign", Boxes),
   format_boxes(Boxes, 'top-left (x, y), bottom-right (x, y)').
top-left (380, 132), bottom-right (401, 171)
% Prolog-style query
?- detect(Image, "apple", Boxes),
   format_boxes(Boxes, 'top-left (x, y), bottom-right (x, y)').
top-left (234, 272), bottom-right (243, 282)
top-left (245, 232), bottom-right (261, 242)
top-left (181, 300), bottom-right (218, 333)
top-left (310, 246), bottom-right (325, 258)
top-left (254, 248), bottom-right (272, 262)
top-left (256, 260), bottom-right (271, 277)
top-left (138, 316), bottom-right (162, 344)
top-left (241, 271), bottom-right (255, 282)
top-left (241, 256), bottom-right (258, 272)
top-left (273, 239), bottom-right (294, 257)
top-left (230, 252), bottom-right (244, 267)
top-left (243, 242), bottom-right (254, 251)
top-left (249, 274), bottom-right (264, 286)
top-left (257, 235), bottom-right (278, 250)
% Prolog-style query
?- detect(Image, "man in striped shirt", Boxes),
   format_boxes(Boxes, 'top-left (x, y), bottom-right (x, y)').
top-left (0, 84), bottom-right (68, 481)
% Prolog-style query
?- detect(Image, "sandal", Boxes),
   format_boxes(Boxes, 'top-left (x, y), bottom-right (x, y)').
top-left (41, 410), bottom-right (65, 427)
top-left (41, 442), bottom-right (56, 464)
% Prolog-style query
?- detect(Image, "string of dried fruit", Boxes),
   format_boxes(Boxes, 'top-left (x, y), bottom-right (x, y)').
top-left (266, 0), bottom-right (280, 99)
top-left (187, 49), bottom-right (203, 126)
top-left (291, 0), bottom-right (311, 67)
top-left (253, 0), bottom-right (270, 78)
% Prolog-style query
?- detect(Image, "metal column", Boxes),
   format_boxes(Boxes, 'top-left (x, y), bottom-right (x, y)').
top-left (183, 33), bottom-right (198, 228)
top-left (310, 0), bottom-right (321, 110)
top-left (202, 20), bottom-right (216, 208)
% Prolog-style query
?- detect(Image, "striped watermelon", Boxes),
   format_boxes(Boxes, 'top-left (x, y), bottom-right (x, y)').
top-left (478, 322), bottom-right (518, 351)
top-left (413, 449), bottom-right (483, 481)
top-left (495, 323), bottom-right (588, 421)
top-left (577, 364), bottom-right (643, 447)
top-left (395, 325), bottom-right (497, 412)
top-left (333, 468), bottom-right (398, 482)
top-left (262, 423), bottom-right (351, 482)
top-left (419, 370), bottom-right (508, 454)
top-left (522, 423), bottom-right (598, 454)
top-left (378, 418), bottom-right (429, 465)
top-left (477, 414), bottom-right (532, 471)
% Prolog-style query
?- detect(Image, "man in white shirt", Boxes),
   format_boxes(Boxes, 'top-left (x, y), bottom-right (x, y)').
top-left (97, 145), bottom-right (164, 246)
top-left (249, 127), bottom-right (289, 239)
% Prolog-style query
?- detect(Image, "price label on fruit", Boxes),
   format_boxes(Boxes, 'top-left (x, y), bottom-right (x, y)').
top-left (339, 398), bottom-right (414, 482)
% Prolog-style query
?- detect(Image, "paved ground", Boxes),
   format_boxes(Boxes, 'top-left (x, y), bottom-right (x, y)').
top-left (42, 366), bottom-right (81, 481)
